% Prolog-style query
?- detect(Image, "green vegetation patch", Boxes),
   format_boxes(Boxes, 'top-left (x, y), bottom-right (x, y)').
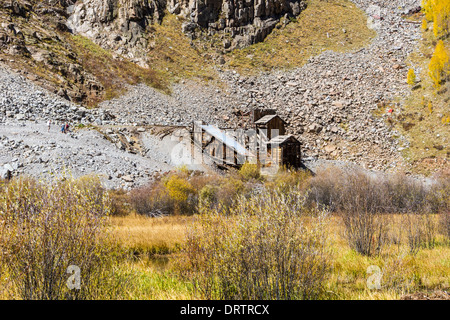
top-left (67, 35), bottom-right (169, 104)
top-left (225, 0), bottom-right (376, 74)
top-left (141, 0), bottom-right (376, 79)
top-left (394, 7), bottom-right (449, 175)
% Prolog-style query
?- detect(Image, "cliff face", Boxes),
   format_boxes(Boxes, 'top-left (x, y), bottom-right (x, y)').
top-left (66, 0), bottom-right (164, 67)
top-left (185, 0), bottom-right (306, 47)
top-left (66, 0), bottom-right (306, 66)
top-left (0, 0), bottom-right (105, 103)
top-left (0, 0), bottom-right (166, 106)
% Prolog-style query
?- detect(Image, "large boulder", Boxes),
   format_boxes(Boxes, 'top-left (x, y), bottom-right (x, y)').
top-left (0, 164), bottom-right (13, 180)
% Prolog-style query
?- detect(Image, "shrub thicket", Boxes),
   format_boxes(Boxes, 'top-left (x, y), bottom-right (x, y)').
top-left (441, 211), bottom-right (450, 243)
top-left (128, 179), bottom-right (174, 216)
top-left (128, 167), bottom-right (261, 215)
top-left (177, 187), bottom-right (331, 300)
top-left (0, 176), bottom-right (126, 299)
top-left (308, 167), bottom-right (448, 214)
top-left (306, 167), bottom-right (449, 256)
top-left (403, 213), bottom-right (438, 255)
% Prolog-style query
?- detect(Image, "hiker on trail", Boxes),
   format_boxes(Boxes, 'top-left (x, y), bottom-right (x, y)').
top-left (65, 122), bottom-right (69, 133)
top-left (61, 123), bottom-right (66, 134)
top-left (47, 120), bottom-right (51, 132)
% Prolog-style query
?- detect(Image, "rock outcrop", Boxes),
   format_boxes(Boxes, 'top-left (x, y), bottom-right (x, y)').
top-left (0, 0), bottom-right (105, 104)
top-left (181, 0), bottom-right (306, 48)
top-left (67, 0), bottom-right (163, 67)
top-left (66, 0), bottom-right (307, 66)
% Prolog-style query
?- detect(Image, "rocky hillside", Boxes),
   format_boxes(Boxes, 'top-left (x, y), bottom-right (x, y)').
top-left (0, 0), bottom-right (448, 188)
top-left (0, 0), bottom-right (307, 105)
top-left (0, 0), bottom-right (165, 106)
top-left (67, 0), bottom-right (307, 67)
top-left (100, 0), bottom-right (431, 173)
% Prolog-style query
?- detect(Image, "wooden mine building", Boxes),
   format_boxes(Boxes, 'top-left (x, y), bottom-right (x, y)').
top-left (191, 108), bottom-right (302, 170)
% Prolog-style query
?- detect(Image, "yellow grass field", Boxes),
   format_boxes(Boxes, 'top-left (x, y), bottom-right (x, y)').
top-left (110, 213), bottom-right (450, 300)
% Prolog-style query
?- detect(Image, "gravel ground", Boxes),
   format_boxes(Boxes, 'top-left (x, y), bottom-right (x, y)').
top-left (0, 120), bottom-right (175, 189)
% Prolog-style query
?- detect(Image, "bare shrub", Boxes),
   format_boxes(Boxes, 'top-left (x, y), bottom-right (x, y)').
top-left (319, 170), bottom-right (391, 256)
top-left (307, 167), bottom-right (343, 211)
top-left (340, 210), bottom-right (390, 256)
top-left (177, 187), bottom-right (331, 300)
top-left (382, 173), bottom-right (439, 214)
top-left (308, 167), bottom-right (448, 214)
top-left (128, 180), bottom-right (174, 216)
top-left (108, 188), bottom-right (132, 216)
top-left (431, 170), bottom-right (450, 214)
top-left (440, 211), bottom-right (450, 242)
top-left (0, 176), bottom-right (126, 299)
top-left (403, 213), bottom-right (438, 255)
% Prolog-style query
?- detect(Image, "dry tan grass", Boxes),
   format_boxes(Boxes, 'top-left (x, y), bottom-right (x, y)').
top-left (110, 214), bottom-right (192, 254)
top-left (112, 212), bottom-right (450, 299)
top-left (226, 0), bottom-right (376, 73)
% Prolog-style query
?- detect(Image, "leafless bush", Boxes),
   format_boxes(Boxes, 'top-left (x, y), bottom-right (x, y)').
top-left (308, 167), bottom-right (448, 214)
top-left (177, 187), bottom-right (331, 300)
top-left (108, 188), bottom-right (132, 216)
top-left (340, 210), bottom-right (390, 256)
top-left (403, 213), bottom-right (438, 255)
top-left (440, 212), bottom-right (450, 242)
top-left (0, 176), bottom-right (126, 299)
top-left (128, 180), bottom-right (174, 216)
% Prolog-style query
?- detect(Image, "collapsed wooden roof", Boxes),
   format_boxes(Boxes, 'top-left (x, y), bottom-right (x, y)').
top-left (267, 134), bottom-right (302, 146)
top-left (200, 124), bottom-right (251, 157)
top-left (254, 114), bottom-right (287, 125)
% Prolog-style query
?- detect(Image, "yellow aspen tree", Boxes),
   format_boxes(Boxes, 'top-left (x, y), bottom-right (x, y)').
top-left (407, 68), bottom-right (416, 86)
top-left (432, 0), bottom-right (450, 37)
top-left (422, 18), bottom-right (428, 31)
top-left (422, 0), bottom-right (433, 21)
top-left (429, 58), bottom-right (442, 89)
top-left (429, 40), bottom-right (450, 89)
top-left (422, 0), bottom-right (450, 38)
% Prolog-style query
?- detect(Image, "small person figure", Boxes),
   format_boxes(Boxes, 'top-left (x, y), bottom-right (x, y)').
top-left (47, 119), bottom-right (51, 132)
top-left (65, 122), bottom-right (69, 133)
top-left (61, 123), bottom-right (66, 134)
